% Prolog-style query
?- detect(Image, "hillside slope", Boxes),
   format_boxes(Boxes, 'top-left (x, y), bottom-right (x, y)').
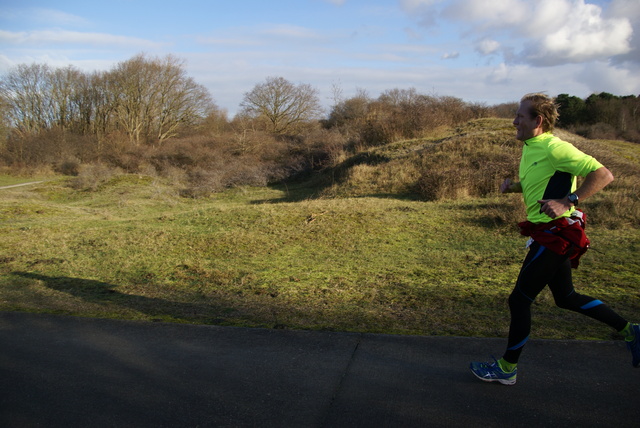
top-left (317, 118), bottom-right (639, 228)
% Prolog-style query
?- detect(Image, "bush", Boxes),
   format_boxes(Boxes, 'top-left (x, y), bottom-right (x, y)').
top-left (56, 159), bottom-right (81, 176)
top-left (70, 163), bottom-right (120, 191)
top-left (582, 123), bottom-right (619, 140)
top-left (180, 167), bottom-right (222, 198)
top-left (325, 90), bottom-right (491, 149)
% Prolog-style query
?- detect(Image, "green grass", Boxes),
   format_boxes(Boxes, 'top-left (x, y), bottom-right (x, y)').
top-left (1, 173), bottom-right (638, 340)
top-left (2, 119), bottom-right (639, 339)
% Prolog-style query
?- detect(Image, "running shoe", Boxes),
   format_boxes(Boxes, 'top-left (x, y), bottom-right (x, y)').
top-left (627, 323), bottom-right (640, 368)
top-left (470, 357), bottom-right (517, 385)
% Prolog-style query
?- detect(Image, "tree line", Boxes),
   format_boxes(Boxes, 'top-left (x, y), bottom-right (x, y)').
top-left (556, 93), bottom-right (640, 142)
top-left (0, 54), bottom-right (214, 147)
top-left (1, 53), bottom-right (637, 194)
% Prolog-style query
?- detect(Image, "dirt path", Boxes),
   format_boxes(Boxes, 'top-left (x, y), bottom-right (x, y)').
top-left (0, 181), bottom-right (44, 190)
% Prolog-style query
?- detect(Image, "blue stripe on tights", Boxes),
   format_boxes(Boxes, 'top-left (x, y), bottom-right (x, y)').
top-left (523, 245), bottom-right (546, 271)
top-left (507, 335), bottom-right (530, 351)
top-left (581, 300), bottom-right (603, 310)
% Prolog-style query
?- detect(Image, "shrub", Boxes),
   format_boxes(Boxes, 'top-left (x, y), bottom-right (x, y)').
top-left (56, 159), bottom-right (81, 176)
top-left (180, 167), bottom-right (222, 198)
top-left (70, 163), bottom-right (120, 191)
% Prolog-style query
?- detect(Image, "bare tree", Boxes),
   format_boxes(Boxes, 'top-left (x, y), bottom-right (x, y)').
top-left (0, 63), bottom-right (52, 136)
top-left (152, 56), bottom-right (214, 144)
top-left (378, 87), bottom-right (420, 107)
top-left (109, 54), bottom-right (155, 145)
top-left (0, 54), bottom-right (214, 149)
top-left (108, 54), bottom-right (214, 146)
top-left (0, 96), bottom-right (10, 151)
top-left (240, 76), bottom-right (323, 134)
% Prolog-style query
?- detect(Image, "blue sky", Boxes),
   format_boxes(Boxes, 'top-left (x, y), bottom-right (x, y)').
top-left (1, 0), bottom-right (638, 116)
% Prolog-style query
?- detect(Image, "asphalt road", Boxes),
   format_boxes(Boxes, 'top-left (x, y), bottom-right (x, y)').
top-left (1, 311), bottom-right (638, 427)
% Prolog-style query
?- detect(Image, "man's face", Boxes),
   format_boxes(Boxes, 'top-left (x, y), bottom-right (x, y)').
top-left (513, 100), bottom-right (542, 141)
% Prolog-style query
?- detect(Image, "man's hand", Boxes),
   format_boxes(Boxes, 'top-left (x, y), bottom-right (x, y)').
top-left (537, 167), bottom-right (614, 218)
top-left (537, 198), bottom-right (573, 219)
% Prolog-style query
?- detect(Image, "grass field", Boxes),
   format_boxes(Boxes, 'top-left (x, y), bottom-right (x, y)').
top-left (1, 171), bottom-right (638, 340)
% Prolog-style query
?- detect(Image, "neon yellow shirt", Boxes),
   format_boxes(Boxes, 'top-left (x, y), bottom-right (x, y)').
top-left (519, 133), bottom-right (603, 223)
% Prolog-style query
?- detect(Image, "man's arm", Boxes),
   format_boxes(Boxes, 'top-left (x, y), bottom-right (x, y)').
top-left (538, 166), bottom-right (614, 218)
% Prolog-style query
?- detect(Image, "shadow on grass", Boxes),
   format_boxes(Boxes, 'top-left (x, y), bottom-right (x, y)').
top-left (12, 271), bottom-right (239, 325)
top-left (252, 151), bottom-right (397, 204)
top-left (253, 186), bottom-right (422, 204)
top-left (450, 200), bottom-right (524, 230)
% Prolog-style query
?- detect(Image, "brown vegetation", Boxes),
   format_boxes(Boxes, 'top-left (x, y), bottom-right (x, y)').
top-left (1, 54), bottom-right (638, 218)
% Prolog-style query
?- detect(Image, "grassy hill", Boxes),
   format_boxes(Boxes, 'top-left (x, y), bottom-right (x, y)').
top-left (315, 118), bottom-right (639, 227)
top-left (1, 118), bottom-right (638, 339)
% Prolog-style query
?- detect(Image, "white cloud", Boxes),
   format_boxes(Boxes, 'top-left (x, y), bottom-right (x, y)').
top-left (443, 0), bottom-right (527, 28)
top-left (480, 62), bottom-right (587, 101)
top-left (524, 21), bottom-right (632, 66)
top-left (520, 0), bottom-right (572, 37)
top-left (476, 38), bottom-right (500, 55)
top-left (400, 0), bottom-right (444, 11)
top-left (195, 24), bottom-right (338, 51)
top-left (578, 61), bottom-right (640, 94)
top-left (521, 1), bottom-right (633, 66)
top-left (0, 50), bottom-right (118, 74)
top-left (0, 29), bottom-right (168, 49)
top-left (606, 0), bottom-right (640, 65)
top-left (485, 63), bottom-right (512, 85)
top-left (404, 0), bottom-right (635, 66)
top-left (0, 7), bottom-right (90, 28)
top-left (195, 35), bottom-right (264, 47)
top-left (399, 0), bottom-right (446, 27)
top-left (261, 24), bottom-right (326, 41)
top-left (607, 0), bottom-right (640, 22)
top-left (30, 8), bottom-right (91, 27)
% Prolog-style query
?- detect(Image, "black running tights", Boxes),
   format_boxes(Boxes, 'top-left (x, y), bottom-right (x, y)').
top-left (503, 241), bottom-right (628, 364)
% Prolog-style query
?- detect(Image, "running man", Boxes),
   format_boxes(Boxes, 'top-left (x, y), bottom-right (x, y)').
top-left (470, 93), bottom-right (639, 385)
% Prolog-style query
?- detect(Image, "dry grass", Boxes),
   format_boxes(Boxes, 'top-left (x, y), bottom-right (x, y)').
top-left (320, 118), bottom-right (640, 228)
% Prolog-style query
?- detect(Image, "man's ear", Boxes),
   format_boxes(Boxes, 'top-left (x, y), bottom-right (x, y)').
top-left (535, 115), bottom-right (544, 129)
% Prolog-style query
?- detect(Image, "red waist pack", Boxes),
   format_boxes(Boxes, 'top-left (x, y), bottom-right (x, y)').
top-left (518, 211), bottom-right (590, 269)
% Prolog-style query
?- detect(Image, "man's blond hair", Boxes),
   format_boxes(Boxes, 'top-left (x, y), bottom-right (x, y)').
top-left (521, 93), bottom-right (559, 132)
